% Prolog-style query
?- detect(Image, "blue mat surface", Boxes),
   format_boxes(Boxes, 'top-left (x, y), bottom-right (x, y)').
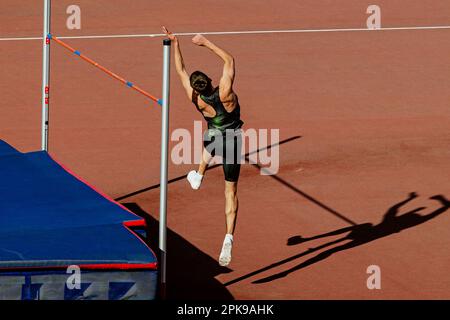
top-left (0, 140), bottom-right (157, 299)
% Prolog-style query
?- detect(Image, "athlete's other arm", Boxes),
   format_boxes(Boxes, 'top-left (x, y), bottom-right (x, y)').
top-left (192, 34), bottom-right (236, 104)
top-left (162, 26), bottom-right (193, 99)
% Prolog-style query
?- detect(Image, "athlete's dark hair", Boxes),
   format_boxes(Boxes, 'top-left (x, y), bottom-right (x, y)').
top-left (190, 70), bottom-right (212, 94)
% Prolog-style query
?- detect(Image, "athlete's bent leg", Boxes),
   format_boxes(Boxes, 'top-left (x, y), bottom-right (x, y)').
top-left (198, 148), bottom-right (212, 176)
top-left (187, 148), bottom-right (211, 190)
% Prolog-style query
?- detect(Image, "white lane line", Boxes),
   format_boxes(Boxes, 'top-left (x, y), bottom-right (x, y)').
top-left (1, 25), bottom-right (450, 41)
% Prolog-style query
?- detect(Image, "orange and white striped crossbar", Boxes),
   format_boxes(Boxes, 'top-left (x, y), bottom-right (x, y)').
top-left (48, 34), bottom-right (162, 105)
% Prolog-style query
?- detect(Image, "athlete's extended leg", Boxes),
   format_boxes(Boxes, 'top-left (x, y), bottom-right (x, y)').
top-left (224, 181), bottom-right (238, 235)
top-left (219, 181), bottom-right (238, 266)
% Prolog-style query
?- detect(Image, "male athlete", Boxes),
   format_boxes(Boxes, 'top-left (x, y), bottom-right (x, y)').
top-left (163, 26), bottom-right (243, 266)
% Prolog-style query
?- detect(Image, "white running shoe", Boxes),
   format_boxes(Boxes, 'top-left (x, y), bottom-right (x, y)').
top-left (219, 237), bottom-right (233, 266)
top-left (187, 170), bottom-right (203, 190)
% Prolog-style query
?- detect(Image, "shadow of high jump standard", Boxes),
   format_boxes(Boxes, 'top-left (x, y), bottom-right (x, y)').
top-left (246, 160), bottom-right (358, 226)
top-left (252, 193), bottom-right (450, 284)
top-left (114, 135), bottom-right (302, 202)
top-left (123, 203), bottom-right (234, 300)
top-left (116, 134), bottom-right (356, 226)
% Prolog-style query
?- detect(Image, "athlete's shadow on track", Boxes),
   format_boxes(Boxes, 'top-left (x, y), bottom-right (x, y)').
top-left (123, 203), bottom-right (234, 300)
top-left (252, 193), bottom-right (450, 284)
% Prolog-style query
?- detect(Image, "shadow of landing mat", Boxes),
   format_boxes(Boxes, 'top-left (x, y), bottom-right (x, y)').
top-left (123, 203), bottom-right (234, 300)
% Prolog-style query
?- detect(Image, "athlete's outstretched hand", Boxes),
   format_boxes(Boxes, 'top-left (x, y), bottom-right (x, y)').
top-left (162, 26), bottom-right (177, 42)
top-left (192, 34), bottom-right (209, 46)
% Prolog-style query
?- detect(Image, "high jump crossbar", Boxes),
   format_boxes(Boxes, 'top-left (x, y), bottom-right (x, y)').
top-left (49, 34), bottom-right (162, 104)
top-left (41, 0), bottom-right (171, 299)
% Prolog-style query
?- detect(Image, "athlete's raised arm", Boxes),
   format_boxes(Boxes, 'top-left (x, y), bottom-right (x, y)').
top-left (192, 34), bottom-right (235, 103)
top-left (162, 26), bottom-right (193, 99)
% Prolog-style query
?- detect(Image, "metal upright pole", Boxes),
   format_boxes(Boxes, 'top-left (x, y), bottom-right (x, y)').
top-left (159, 38), bottom-right (171, 299)
top-left (41, 0), bottom-right (51, 151)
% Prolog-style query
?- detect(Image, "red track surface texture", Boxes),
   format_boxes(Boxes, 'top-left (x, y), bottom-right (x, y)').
top-left (1, 1), bottom-right (449, 299)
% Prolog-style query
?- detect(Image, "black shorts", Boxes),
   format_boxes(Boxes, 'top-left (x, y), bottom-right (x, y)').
top-left (203, 129), bottom-right (242, 182)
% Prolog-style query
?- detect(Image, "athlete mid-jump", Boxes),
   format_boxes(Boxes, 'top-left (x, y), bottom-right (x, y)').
top-left (163, 26), bottom-right (243, 266)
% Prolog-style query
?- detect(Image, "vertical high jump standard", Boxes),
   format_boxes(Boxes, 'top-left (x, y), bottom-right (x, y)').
top-left (40, 0), bottom-right (171, 298)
